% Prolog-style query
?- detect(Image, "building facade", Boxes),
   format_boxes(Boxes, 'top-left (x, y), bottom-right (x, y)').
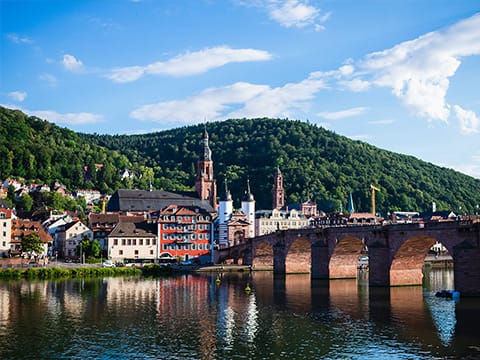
top-left (107, 217), bottom-right (157, 263)
top-left (0, 208), bottom-right (12, 257)
top-left (56, 220), bottom-right (93, 258)
top-left (157, 205), bottom-right (213, 262)
top-left (11, 219), bottom-right (53, 256)
top-left (255, 208), bottom-right (309, 236)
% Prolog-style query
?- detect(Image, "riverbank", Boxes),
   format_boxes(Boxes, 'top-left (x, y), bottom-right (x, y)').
top-left (0, 263), bottom-right (176, 280)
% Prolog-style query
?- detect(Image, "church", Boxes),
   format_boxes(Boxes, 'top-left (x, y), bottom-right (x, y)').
top-left (107, 128), bottom-right (217, 215)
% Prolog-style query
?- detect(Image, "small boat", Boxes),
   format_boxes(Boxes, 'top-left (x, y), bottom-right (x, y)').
top-left (435, 290), bottom-right (460, 299)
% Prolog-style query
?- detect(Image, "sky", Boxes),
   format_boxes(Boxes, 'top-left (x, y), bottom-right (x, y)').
top-left (1, 0), bottom-right (480, 179)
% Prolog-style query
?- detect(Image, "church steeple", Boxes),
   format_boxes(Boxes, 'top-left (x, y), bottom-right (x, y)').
top-left (195, 127), bottom-right (217, 210)
top-left (202, 127), bottom-right (212, 161)
top-left (272, 167), bottom-right (285, 210)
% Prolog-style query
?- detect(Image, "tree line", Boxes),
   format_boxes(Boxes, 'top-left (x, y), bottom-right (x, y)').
top-left (2, 106), bottom-right (480, 215)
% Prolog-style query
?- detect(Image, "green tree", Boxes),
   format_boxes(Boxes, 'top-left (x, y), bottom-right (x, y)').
top-left (22, 233), bottom-right (44, 254)
top-left (90, 240), bottom-right (101, 257)
top-left (17, 193), bottom-right (34, 211)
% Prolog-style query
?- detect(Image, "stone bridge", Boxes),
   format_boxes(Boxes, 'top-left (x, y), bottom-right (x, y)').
top-left (216, 221), bottom-right (480, 296)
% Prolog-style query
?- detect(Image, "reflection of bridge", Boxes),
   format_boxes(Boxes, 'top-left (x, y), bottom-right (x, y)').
top-left (216, 221), bottom-right (480, 296)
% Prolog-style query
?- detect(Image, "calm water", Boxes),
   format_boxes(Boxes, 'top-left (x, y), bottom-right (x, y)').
top-left (0, 268), bottom-right (479, 359)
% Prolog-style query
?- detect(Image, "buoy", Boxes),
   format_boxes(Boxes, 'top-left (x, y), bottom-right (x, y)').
top-left (215, 275), bottom-right (221, 285)
top-left (245, 282), bottom-right (251, 293)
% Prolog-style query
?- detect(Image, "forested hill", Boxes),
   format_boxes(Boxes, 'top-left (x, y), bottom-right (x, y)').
top-left (84, 117), bottom-right (480, 214)
top-left (1, 106), bottom-right (479, 214)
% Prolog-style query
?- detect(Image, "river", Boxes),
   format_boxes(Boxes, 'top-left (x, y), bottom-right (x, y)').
top-left (0, 268), bottom-right (478, 359)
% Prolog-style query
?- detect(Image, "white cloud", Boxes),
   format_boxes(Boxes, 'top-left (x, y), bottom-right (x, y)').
top-left (355, 13), bottom-right (480, 123)
top-left (131, 73), bottom-right (326, 124)
top-left (8, 91), bottom-right (27, 102)
top-left (368, 119), bottom-right (395, 125)
top-left (6, 33), bottom-right (32, 44)
top-left (107, 46), bottom-right (272, 83)
top-left (62, 54), bottom-right (84, 72)
top-left (27, 109), bottom-right (103, 125)
top-left (38, 73), bottom-right (58, 87)
top-left (318, 107), bottom-right (368, 120)
top-left (454, 105), bottom-right (480, 135)
top-left (245, 0), bottom-right (330, 30)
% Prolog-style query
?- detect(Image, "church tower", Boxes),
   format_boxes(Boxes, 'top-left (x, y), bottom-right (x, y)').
top-left (195, 128), bottom-right (217, 210)
top-left (241, 179), bottom-right (255, 239)
top-left (272, 167), bottom-right (285, 210)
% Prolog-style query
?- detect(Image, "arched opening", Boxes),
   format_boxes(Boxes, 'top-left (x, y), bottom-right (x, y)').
top-left (329, 236), bottom-right (363, 279)
top-left (285, 238), bottom-right (311, 274)
top-left (233, 230), bottom-right (244, 246)
top-left (390, 235), bottom-right (441, 286)
top-left (253, 242), bottom-right (273, 270)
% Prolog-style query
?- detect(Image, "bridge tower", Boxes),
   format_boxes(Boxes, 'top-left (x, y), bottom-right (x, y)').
top-left (241, 179), bottom-right (255, 239)
top-left (218, 179), bottom-right (233, 248)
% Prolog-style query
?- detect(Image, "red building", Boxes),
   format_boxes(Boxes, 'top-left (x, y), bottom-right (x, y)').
top-left (157, 205), bottom-right (213, 262)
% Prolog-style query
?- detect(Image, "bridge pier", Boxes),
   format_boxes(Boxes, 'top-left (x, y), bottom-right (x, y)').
top-left (453, 244), bottom-right (480, 296)
top-left (368, 245), bottom-right (391, 287)
top-left (311, 242), bottom-right (329, 279)
top-left (273, 243), bottom-right (287, 274)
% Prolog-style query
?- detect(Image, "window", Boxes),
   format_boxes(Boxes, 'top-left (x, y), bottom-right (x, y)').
top-left (114, 239), bottom-right (118, 246)
top-left (150, 250), bottom-right (154, 255)
top-left (139, 239), bottom-right (143, 245)
top-left (119, 250), bottom-right (123, 255)
top-left (152, 239), bottom-right (156, 245)
top-left (122, 239), bottom-right (126, 246)
top-left (146, 239), bottom-right (150, 246)
top-left (134, 250), bottom-right (139, 255)
top-left (127, 239), bottom-right (132, 246)
top-left (133, 239), bottom-right (136, 246)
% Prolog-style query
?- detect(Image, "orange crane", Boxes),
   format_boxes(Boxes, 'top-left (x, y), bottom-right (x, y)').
top-left (370, 185), bottom-right (380, 216)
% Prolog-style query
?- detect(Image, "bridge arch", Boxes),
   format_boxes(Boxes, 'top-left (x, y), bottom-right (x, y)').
top-left (285, 237), bottom-right (311, 273)
top-left (390, 235), bottom-right (438, 286)
top-left (329, 236), bottom-right (364, 279)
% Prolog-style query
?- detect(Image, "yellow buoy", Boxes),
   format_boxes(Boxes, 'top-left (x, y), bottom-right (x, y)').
top-left (245, 282), bottom-right (251, 294)
top-left (215, 275), bottom-right (221, 285)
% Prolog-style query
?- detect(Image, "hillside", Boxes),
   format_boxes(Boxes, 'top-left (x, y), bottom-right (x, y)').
top-left (0, 106), bottom-right (136, 194)
top-left (83, 117), bottom-right (480, 214)
top-left (1, 106), bottom-right (479, 214)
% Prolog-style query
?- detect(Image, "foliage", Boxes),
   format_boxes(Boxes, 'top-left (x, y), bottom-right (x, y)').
top-left (0, 106), bottom-right (136, 194)
top-left (76, 238), bottom-right (101, 258)
top-left (0, 266), bottom-right (142, 280)
top-left (86, 118), bottom-right (480, 214)
top-left (21, 233), bottom-right (44, 254)
top-left (1, 106), bottom-right (480, 215)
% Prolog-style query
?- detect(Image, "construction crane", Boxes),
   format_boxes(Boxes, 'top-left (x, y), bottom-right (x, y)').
top-left (370, 185), bottom-right (380, 216)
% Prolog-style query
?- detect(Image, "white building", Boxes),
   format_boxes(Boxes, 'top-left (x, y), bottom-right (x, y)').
top-left (56, 220), bottom-right (93, 258)
top-left (107, 219), bottom-right (157, 263)
top-left (0, 208), bottom-right (13, 257)
top-left (255, 208), bottom-right (309, 236)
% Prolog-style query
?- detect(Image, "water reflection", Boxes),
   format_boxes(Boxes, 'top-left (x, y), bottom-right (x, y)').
top-left (0, 269), bottom-right (478, 359)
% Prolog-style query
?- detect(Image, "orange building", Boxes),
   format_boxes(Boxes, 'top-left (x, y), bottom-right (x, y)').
top-left (11, 219), bottom-right (53, 256)
top-left (157, 204), bottom-right (213, 262)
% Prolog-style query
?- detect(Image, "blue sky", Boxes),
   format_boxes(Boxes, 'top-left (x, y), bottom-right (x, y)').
top-left (1, 0), bottom-right (480, 179)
